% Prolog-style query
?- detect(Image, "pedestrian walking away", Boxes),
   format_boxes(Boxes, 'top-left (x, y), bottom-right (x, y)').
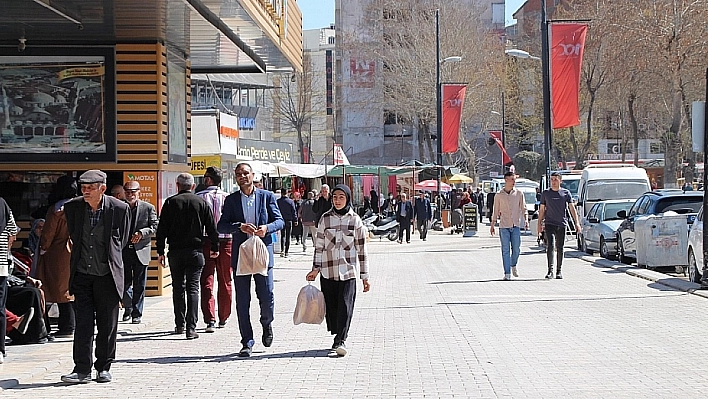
top-left (538, 172), bottom-right (580, 280)
top-left (475, 188), bottom-right (485, 224)
top-left (196, 167), bottom-right (233, 333)
top-left (61, 170), bottom-right (130, 384)
top-left (413, 191), bottom-right (432, 241)
top-left (306, 184), bottom-right (370, 357)
top-left (396, 193), bottom-right (414, 244)
top-left (276, 189), bottom-right (297, 257)
top-left (299, 191), bottom-right (318, 251)
top-left (156, 173), bottom-right (220, 341)
top-left (217, 162), bottom-right (284, 358)
top-left (121, 180), bottom-right (158, 325)
top-left (490, 172), bottom-right (528, 281)
top-left (0, 196), bottom-right (20, 365)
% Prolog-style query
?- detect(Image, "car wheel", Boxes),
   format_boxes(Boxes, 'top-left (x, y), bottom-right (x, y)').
top-left (599, 237), bottom-right (613, 260)
top-left (688, 250), bottom-right (703, 283)
top-left (617, 237), bottom-right (632, 265)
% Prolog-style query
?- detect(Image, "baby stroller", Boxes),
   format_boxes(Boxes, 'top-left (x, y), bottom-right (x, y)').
top-left (450, 208), bottom-right (464, 234)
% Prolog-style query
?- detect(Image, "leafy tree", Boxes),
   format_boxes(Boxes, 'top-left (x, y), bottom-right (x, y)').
top-left (513, 150), bottom-right (544, 181)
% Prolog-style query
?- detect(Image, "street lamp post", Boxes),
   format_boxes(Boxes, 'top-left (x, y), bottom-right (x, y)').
top-left (435, 9), bottom-right (461, 220)
top-left (540, 0), bottom-right (553, 188)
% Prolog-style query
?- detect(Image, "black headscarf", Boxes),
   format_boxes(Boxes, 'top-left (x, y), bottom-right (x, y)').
top-left (332, 184), bottom-right (352, 215)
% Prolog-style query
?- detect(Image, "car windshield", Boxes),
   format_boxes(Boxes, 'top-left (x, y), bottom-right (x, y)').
top-left (655, 197), bottom-right (703, 214)
top-left (603, 202), bottom-right (632, 221)
top-left (561, 179), bottom-right (580, 196)
top-left (523, 191), bottom-right (537, 206)
top-left (586, 180), bottom-right (649, 201)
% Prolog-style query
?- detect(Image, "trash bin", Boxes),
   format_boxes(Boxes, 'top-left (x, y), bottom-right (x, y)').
top-left (635, 214), bottom-right (689, 268)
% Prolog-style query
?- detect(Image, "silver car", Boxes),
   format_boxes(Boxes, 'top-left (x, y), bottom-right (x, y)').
top-left (687, 206), bottom-right (704, 283)
top-left (579, 199), bottom-right (634, 259)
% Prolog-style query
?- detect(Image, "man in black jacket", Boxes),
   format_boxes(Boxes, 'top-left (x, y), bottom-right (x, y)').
top-left (275, 189), bottom-right (297, 257)
top-left (413, 191), bottom-right (432, 241)
top-left (312, 184), bottom-right (332, 227)
top-left (156, 173), bottom-right (219, 340)
top-left (61, 170), bottom-right (130, 384)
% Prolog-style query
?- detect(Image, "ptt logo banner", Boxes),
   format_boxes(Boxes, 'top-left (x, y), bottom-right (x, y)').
top-left (123, 171), bottom-right (158, 209)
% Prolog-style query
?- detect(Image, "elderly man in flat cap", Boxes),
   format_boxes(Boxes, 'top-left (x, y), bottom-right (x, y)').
top-left (60, 170), bottom-right (130, 384)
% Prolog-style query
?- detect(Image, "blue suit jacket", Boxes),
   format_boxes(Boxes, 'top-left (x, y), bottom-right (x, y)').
top-left (217, 188), bottom-right (284, 268)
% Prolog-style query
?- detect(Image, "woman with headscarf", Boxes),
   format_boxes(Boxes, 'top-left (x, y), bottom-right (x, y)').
top-left (306, 184), bottom-right (371, 358)
top-left (35, 175), bottom-right (76, 338)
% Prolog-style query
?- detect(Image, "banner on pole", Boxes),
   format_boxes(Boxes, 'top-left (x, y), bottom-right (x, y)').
top-left (550, 23), bottom-right (588, 129)
top-left (442, 84), bottom-right (467, 153)
top-left (489, 130), bottom-right (512, 165)
top-left (333, 144), bottom-right (350, 165)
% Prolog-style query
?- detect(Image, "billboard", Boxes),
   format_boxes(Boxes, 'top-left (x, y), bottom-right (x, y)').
top-left (0, 47), bottom-right (116, 162)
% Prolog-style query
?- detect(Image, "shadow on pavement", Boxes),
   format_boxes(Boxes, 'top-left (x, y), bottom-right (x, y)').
top-left (648, 280), bottom-right (684, 291)
top-left (430, 278), bottom-right (548, 284)
top-left (117, 353), bottom-right (239, 364)
top-left (439, 293), bottom-right (685, 305)
top-left (117, 331), bottom-right (188, 343)
top-left (2, 381), bottom-right (68, 390)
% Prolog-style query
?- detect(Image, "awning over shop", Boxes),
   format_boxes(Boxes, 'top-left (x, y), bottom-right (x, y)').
top-left (326, 165), bottom-right (436, 177)
top-left (272, 163), bottom-right (333, 178)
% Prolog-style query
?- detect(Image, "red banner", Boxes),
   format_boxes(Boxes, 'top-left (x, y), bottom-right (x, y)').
top-left (550, 23), bottom-right (588, 129)
top-left (442, 84), bottom-right (467, 153)
top-left (489, 130), bottom-right (512, 165)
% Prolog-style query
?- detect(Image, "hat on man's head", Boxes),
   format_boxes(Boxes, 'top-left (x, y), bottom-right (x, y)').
top-left (78, 169), bottom-right (107, 184)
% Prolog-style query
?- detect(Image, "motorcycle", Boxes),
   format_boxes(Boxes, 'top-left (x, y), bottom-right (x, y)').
top-left (365, 213), bottom-right (399, 241)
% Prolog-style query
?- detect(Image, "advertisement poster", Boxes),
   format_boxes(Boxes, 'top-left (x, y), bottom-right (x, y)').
top-left (0, 52), bottom-right (114, 161)
top-left (191, 155), bottom-right (221, 174)
top-left (167, 55), bottom-right (187, 163)
top-left (123, 171), bottom-right (158, 209)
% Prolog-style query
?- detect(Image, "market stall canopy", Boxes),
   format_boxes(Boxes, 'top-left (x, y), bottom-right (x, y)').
top-left (444, 174), bottom-right (474, 184)
top-left (326, 165), bottom-right (434, 177)
top-left (272, 163), bottom-right (333, 178)
top-left (415, 180), bottom-right (452, 192)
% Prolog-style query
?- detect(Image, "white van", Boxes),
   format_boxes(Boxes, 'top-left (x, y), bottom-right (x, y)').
top-left (577, 164), bottom-right (651, 217)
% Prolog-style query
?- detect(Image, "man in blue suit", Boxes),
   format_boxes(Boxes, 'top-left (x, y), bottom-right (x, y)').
top-left (218, 162), bottom-right (284, 357)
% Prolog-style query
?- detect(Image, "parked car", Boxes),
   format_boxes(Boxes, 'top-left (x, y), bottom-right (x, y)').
top-left (577, 164), bottom-right (651, 217)
top-left (687, 206), bottom-right (704, 283)
top-left (616, 191), bottom-right (703, 264)
top-left (579, 199), bottom-right (634, 259)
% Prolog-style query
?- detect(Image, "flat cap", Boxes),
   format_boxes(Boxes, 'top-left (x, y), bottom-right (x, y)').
top-left (78, 169), bottom-right (107, 184)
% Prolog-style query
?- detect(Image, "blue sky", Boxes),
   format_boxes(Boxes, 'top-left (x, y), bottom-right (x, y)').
top-left (299, 0), bottom-right (527, 30)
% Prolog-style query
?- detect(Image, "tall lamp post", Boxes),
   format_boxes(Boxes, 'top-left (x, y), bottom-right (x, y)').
top-left (435, 9), bottom-right (461, 219)
top-left (491, 92), bottom-right (506, 175)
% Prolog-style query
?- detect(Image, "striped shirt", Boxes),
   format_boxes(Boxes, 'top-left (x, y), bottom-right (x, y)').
top-left (313, 208), bottom-right (369, 281)
top-left (0, 210), bottom-right (19, 277)
top-left (197, 186), bottom-right (230, 239)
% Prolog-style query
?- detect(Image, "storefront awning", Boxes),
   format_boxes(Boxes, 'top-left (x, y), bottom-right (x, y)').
top-left (271, 163), bottom-right (333, 178)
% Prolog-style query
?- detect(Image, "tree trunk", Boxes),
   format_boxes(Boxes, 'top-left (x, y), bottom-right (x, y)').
top-left (627, 94), bottom-right (639, 166)
top-left (663, 69), bottom-right (684, 188)
top-left (297, 127), bottom-right (305, 164)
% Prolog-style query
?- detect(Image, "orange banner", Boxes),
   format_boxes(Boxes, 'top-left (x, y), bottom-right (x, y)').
top-left (550, 23), bottom-right (588, 129)
top-left (442, 84), bottom-right (467, 154)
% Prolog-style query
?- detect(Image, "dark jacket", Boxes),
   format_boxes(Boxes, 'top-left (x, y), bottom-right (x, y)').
top-left (413, 197), bottom-right (432, 221)
top-left (125, 199), bottom-right (159, 265)
top-left (396, 200), bottom-right (414, 223)
top-left (156, 190), bottom-right (219, 256)
top-left (64, 195), bottom-right (130, 298)
top-left (217, 188), bottom-right (285, 269)
top-left (277, 196), bottom-right (297, 222)
top-left (300, 199), bottom-right (317, 225)
top-left (312, 195), bottom-right (332, 226)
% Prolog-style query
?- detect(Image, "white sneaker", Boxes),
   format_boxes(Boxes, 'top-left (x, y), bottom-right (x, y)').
top-left (512, 266), bottom-right (518, 277)
top-left (0, 352), bottom-right (4, 364)
top-left (335, 342), bottom-right (348, 357)
top-left (503, 274), bottom-right (511, 281)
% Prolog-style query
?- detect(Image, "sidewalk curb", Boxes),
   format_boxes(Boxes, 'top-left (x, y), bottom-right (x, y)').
top-left (0, 297), bottom-right (174, 390)
top-left (572, 251), bottom-right (708, 299)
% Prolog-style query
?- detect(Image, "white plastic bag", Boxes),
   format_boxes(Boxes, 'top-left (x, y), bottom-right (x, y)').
top-left (236, 235), bottom-right (269, 276)
top-left (293, 283), bottom-right (326, 325)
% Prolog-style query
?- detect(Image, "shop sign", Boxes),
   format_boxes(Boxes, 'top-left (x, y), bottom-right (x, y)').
top-left (238, 138), bottom-right (292, 163)
top-left (123, 171), bottom-right (159, 209)
top-left (191, 155), bottom-right (222, 174)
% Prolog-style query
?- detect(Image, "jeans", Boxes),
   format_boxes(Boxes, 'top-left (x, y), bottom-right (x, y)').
top-left (233, 244), bottom-right (275, 347)
top-left (545, 224), bottom-right (566, 270)
top-left (499, 227), bottom-right (521, 275)
top-left (0, 276), bottom-right (7, 356)
top-left (168, 249), bottom-right (205, 332)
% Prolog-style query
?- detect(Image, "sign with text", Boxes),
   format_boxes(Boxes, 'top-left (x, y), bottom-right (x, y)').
top-left (237, 138), bottom-right (292, 163)
top-left (326, 50), bottom-right (333, 115)
top-left (463, 203), bottom-right (478, 237)
top-left (123, 171), bottom-right (159, 209)
top-left (191, 155), bottom-right (221, 174)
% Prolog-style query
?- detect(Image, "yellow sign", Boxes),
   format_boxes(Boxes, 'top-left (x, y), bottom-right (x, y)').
top-left (191, 155), bottom-right (221, 174)
top-left (57, 66), bottom-right (105, 81)
top-left (123, 171), bottom-right (159, 209)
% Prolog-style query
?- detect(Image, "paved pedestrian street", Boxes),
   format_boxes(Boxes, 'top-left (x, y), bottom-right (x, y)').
top-left (2, 228), bottom-right (708, 398)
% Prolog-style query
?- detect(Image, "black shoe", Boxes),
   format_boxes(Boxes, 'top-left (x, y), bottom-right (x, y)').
top-left (122, 313), bottom-right (131, 322)
top-left (174, 326), bottom-right (185, 334)
top-left (556, 272), bottom-right (563, 279)
top-left (545, 271), bottom-right (554, 279)
top-left (54, 330), bottom-right (74, 338)
top-left (95, 370), bottom-right (112, 383)
top-left (218, 320), bottom-right (227, 328)
top-left (238, 345), bottom-right (252, 357)
top-left (61, 372), bottom-right (91, 384)
top-left (131, 317), bottom-right (141, 324)
top-left (262, 325), bottom-right (273, 347)
top-left (205, 321), bottom-right (216, 333)
top-left (186, 330), bottom-right (199, 340)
